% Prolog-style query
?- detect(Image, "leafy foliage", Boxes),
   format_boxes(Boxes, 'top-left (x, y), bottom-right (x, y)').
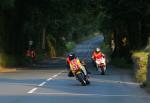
top-left (1, 0), bottom-right (150, 66)
top-left (132, 51), bottom-right (149, 82)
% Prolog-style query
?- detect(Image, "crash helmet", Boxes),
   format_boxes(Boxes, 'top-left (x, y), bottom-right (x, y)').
top-left (68, 53), bottom-right (75, 60)
top-left (95, 47), bottom-right (101, 53)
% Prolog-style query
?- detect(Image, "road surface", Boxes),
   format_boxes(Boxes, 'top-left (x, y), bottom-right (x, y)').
top-left (0, 35), bottom-right (150, 103)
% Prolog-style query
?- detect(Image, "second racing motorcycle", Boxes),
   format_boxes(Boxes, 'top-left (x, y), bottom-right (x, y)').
top-left (95, 56), bottom-right (106, 75)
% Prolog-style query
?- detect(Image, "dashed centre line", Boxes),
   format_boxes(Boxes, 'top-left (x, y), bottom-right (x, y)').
top-left (47, 77), bottom-right (52, 81)
top-left (38, 82), bottom-right (46, 87)
top-left (52, 74), bottom-right (58, 78)
top-left (28, 88), bottom-right (37, 94)
top-left (27, 71), bottom-right (62, 94)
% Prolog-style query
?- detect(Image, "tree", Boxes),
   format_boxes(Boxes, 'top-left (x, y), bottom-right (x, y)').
top-left (98, 0), bottom-right (150, 60)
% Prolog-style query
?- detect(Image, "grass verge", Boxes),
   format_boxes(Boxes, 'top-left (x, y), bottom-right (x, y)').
top-left (0, 67), bottom-right (16, 73)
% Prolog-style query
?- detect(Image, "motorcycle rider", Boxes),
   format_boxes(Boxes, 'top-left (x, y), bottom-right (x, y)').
top-left (66, 53), bottom-right (87, 77)
top-left (66, 53), bottom-right (75, 77)
top-left (92, 47), bottom-right (105, 70)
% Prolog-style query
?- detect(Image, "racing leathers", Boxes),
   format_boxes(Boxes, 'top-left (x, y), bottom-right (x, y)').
top-left (92, 51), bottom-right (105, 69)
top-left (92, 51), bottom-right (104, 61)
top-left (69, 57), bottom-right (87, 76)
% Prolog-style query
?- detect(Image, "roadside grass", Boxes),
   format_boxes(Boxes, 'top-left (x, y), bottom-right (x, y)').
top-left (0, 67), bottom-right (16, 72)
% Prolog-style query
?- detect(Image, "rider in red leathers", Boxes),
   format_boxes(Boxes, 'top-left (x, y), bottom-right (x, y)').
top-left (92, 48), bottom-right (105, 70)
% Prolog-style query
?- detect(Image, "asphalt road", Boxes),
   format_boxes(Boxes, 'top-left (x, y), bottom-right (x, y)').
top-left (0, 35), bottom-right (150, 103)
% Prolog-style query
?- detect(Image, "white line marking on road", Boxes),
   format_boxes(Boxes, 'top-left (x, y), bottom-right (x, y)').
top-left (28, 88), bottom-right (37, 94)
top-left (51, 72), bottom-right (62, 78)
top-left (47, 77), bottom-right (52, 81)
top-left (52, 74), bottom-right (57, 78)
top-left (38, 82), bottom-right (46, 86)
top-left (58, 72), bottom-right (62, 75)
top-left (27, 71), bottom-right (62, 94)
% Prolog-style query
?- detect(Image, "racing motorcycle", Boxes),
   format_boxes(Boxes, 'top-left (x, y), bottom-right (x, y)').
top-left (95, 57), bottom-right (106, 75)
top-left (75, 69), bottom-right (90, 86)
top-left (71, 62), bottom-right (90, 86)
top-left (81, 58), bottom-right (91, 75)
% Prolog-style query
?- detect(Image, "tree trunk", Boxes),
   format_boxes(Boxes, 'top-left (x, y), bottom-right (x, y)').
top-left (111, 28), bottom-right (119, 58)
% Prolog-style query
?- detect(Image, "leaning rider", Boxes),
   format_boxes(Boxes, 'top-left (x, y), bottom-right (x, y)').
top-left (66, 53), bottom-right (74, 77)
top-left (67, 53), bottom-right (87, 77)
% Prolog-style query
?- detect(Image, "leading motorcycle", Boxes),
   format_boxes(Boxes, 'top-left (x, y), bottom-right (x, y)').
top-left (71, 62), bottom-right (90, 86)
top-left (75, 69), bottom-right (90, 86)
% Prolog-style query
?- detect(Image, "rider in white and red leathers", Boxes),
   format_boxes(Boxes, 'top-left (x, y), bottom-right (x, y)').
top-left (92, 48), bottom-right (105, 70)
